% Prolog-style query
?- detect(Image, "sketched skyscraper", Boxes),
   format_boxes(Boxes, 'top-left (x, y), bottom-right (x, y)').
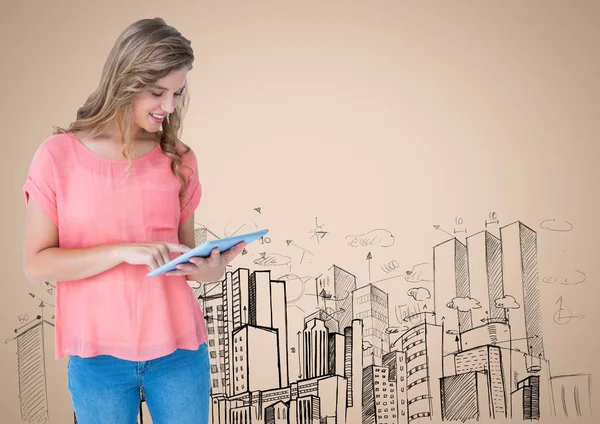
top-left (433, 238), bottom-right (471, 332)
top-left (352, 284), bottom-right (389, 366)
top-left (315, 265), bottom-right (356, 331)
top-left (202, 281), bottom-right (227, 395)
top-left (466, 230), bottom-right (505, 325)
top-left (500, 221), bottom-right (544, 358)
top-left (221, 268), bottom-right (290, 396)
top-left (15, 317), bottom-right (53, 423)
top-left (302, 317), bottom-right (330, 378)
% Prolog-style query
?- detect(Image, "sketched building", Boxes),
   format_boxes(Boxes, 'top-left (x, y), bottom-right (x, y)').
top-left (466, 230), bottom-right (505, 325)
top-left (250, 271), bottom-right (289, 388)
top-left (302, 318), bottom-right (330, 379)
top-left (454, 345), bottom-right (507, 418)
top-left (315, 265), bottom-right (356, 332)
top-left (383, 350), bottom-right (407, 423)
top-left (209, 319), bottom-right (362, 424)
top-left (433, 238), bottom-right (472, 334)
top-left (363, 365), bottom-right (398, 424)
top-left (397, 322), bottom-right (444, 422)
top-left (15, 317), bottom-right (53, 424)
top-left (232, 325), bottom-right (281, 394)
top-left (265, 401), bottom-right (290, 424)
top-left (440, 371), bottom-right (491, 422)
top-left (220, 268), bottom-right (290, 397)
top-left (500, 221), bottom-right (544, 358)
top-left (549, 374), bottom-right (593, 419)
top-left (353, 284), bottom-right (390, 367)
top-left (203, 281), bottom-right (227, 395)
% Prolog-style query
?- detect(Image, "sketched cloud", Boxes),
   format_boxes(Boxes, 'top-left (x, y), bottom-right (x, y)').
top-left (362, 341), bottom-right (373, 351)
top-left (405, 262), bottom-right (433, 283)
top-left (543, 269), bottom-right (587, 285)
top-left (253, 252), bottom-right (292, 267)
top-left (345, 229), bottom-right (395, 248)
top-left (407, 287), bottom-right (431, 302)
top-left (495, 295), bottom-right (520, 309)
top-left (540, 219), bottom-right (573, 232)
top-left (446, 297), bottom-right (481, 312)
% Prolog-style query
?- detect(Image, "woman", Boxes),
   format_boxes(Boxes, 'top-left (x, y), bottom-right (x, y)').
top-left (22, 17), bottom-right (243, 424)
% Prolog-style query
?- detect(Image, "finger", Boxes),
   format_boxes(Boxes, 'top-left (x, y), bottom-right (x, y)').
top-left (165, 243), bottom-right (192, 253)
top-left (224, 243), bottom-right (245, 261)
top-left (189, 256), bottom-right (207, 266)
top-left (175, 263), bottom-right (197, 273)
top-left (233, 241), bottom-right (247, 253)
top-left (147, 257), bottom-right (159, 271)
top-left (157, 244), bottom-right (171, 265)
top-left (209, 247), bottom-right (221, 262)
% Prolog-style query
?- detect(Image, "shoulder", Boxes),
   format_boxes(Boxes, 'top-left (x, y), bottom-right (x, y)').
top-left (35, 133), bottom-right (75, 159)
top-left (28, 133), bottom-right (75, 169)
top-left (175, 140), bottom-right (198, 169)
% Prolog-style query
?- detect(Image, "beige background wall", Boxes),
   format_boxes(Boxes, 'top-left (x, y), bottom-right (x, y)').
top-left (1, 1), bottom-right (598, 423)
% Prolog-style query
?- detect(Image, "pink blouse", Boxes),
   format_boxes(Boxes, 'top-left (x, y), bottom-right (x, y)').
top-left (23, 133), bottom-right (208, 361)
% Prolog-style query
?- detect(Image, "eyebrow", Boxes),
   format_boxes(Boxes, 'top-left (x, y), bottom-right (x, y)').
top-left (152, 84), bottom-right (186, 92)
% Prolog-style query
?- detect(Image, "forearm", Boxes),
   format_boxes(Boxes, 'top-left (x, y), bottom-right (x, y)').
top-left (24, 244), bottom-right (124, 284)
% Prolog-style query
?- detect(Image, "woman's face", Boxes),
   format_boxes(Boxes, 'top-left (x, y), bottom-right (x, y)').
top-left (132, 67), bottom-right (188, 134)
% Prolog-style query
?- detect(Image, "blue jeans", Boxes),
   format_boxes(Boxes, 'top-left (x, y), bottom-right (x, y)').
top-left (67, 343), bottom-right (210, 424)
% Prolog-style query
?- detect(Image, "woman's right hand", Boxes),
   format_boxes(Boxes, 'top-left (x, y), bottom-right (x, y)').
top-left (116, 242), bottom-right (191, 271)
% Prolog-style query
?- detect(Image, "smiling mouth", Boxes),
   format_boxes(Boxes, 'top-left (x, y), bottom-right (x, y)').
top-left (150, 113), bottom-right (167, 124)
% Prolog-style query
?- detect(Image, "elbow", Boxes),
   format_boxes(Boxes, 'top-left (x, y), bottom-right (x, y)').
top-left (23, 258), bottom-right (47, 284)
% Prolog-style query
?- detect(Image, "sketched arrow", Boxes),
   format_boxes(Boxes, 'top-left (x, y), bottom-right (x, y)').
top-left (367, 252), bottom-right (372, 281)
top-left (28, 293), bottom-right (55, 308)
top-left (254, 207), bottom-right (262, 214)
top-left (286, 240), bottom-right (313, 254)
top-left (286, 240), bottom-right (314, 265)
top-left (297, 331), bottom-right (303, 379)
top-left (433, 225), bottom-right (454, 238)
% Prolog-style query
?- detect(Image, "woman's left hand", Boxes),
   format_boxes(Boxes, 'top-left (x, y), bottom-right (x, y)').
top-left (165, 241), bottom-right (246, 281)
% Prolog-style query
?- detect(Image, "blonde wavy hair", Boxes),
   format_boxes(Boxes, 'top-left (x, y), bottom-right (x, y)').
top-left (54, 17), bottom-right (195, 200)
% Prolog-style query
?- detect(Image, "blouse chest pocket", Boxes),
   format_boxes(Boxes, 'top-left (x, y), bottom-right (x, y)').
top-left (140, 181), bottom-right (181, 233)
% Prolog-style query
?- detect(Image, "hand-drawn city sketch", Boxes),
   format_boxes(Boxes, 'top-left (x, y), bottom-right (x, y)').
top-left (8, 216), bottom-right (593, 424)
top-left (194, 217), bottom-right (593, 423)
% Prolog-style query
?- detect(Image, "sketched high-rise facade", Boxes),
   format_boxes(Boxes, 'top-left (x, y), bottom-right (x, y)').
top-left (398, 322), bottom-right (444, 423)
top-left (315, 265), bottom-right (356, 332)
top-left (353, 283), bottom-right (390, 367)
top-left (217, 268), bottom-right (290, 398)
top-left (500, 222), bottom-right (544, 358)
top-left (433, 238), bottom-right (471, 333)
top-left (15, 318), bottom-right (53, 423)
top-left (363, 365), bottom-right (398, 424)
top-left (203, 281), bottom-right (227, 395)
top-left (466, 230), bottom-right (505, 325)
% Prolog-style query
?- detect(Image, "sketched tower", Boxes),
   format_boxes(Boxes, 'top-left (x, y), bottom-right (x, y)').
top-left (352, 283), bottom-right (390, 367)
top-left (14, 317), bottom-right (54, 423)
top-left (433, 238), bottom-right (472, 333)
top-left (466, 230), bottom-right (505, 325)
top-left (500, 221), bottom-right (544, 358)
top-left (315, 265), bottom-right (356, 331)
top-left (221, 268), bottom-right (289, 396)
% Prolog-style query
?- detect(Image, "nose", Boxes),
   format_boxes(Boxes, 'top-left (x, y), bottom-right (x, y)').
top-left (161, 96), bottom-right (177, 114)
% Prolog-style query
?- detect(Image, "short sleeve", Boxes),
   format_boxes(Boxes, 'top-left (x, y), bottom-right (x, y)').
top-left (179, 147), bottom-right (202, 224)
top-left (23, 141), bottom-right (58, 226)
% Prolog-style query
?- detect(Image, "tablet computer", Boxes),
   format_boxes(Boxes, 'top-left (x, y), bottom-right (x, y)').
top-left (146, 229), bottom-right (269, 277)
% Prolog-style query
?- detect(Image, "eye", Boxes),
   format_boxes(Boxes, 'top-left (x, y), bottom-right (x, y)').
top-left (151, 92), bottom-right (162, 97)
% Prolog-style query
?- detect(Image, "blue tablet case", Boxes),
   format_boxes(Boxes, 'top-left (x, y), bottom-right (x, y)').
top-left (146, 229), bottom-right (269, 277)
